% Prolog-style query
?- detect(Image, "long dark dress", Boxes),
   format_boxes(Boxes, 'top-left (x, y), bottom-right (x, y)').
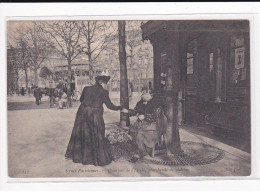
top-left (65, 84), bottom-right (120, 166)
top-left (129, 97), bottom-right (167, 156)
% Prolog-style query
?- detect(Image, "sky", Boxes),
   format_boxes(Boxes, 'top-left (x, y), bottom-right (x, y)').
top-left (6, 20), bottom-right (146, 47)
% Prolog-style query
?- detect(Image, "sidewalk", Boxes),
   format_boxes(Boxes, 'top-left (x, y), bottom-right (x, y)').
top-left (7, 106), bottom-right (251, 178)
top-left (7, 95), bottom-right (49, 103)
top-left (7, 92), bottom-right (141, 108)
top-left (7, 92), bottom-right (141, 111)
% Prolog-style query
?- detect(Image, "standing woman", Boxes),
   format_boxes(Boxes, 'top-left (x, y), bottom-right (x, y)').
top-left (65, 75), bottom-right (121, 166)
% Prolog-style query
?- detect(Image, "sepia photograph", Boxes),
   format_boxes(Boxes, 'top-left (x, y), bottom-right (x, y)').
top-left (6, 19), bottom-right (251, 178)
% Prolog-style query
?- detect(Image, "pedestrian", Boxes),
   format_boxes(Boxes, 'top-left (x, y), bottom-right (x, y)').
top-left (38, 88), bottom-right (42, 104)
top-left (56, 80), bottom-right (63, 89)
top-left (33, 86), bottom-right (41, 105)
top-left (58, 89), bottom-right (67, 109)
top-left (21, 87), bottom-right (25, 96)
top-left (141, 86), bottom-right (148, 96)
top-left (148, 81), bottom-right (153, 94)
top-left (65, 75), bottom-right (122, 166)
top-left (49, 88), bottom-right (55, 108)
top-left (129, 82), bottom-right (133, 99)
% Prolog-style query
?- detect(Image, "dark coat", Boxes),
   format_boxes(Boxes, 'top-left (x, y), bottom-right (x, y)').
top-left (129, 96), bottom-right (164, 117)
top-left (80, 84), bottom-right (120, 111)
top-left (33, 88), bottom-right (41, 99)
top-left (65, 84), bottom-right (120, 166)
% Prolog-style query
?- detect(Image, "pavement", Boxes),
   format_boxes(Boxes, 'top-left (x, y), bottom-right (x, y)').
top-left (7, 93), bottom-right (251, 178)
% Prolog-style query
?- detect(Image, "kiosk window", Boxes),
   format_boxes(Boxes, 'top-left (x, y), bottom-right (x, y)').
top-left (209, 53), bottom-right (214, 72)
top-left (186, 39), bottom-right (197, 75)
top-left (187, 53), bottom-right (194, 74)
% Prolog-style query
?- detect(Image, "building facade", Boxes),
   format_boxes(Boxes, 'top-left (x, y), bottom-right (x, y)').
top-left (141, 20), bottom-right (250, 145)
top-left (99, 28), bottom-right (154, 92)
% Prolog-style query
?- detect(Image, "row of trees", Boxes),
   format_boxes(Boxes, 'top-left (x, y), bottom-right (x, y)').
top-left (8, 21), bottom-right (150, 94)
top-left (8, 22), bottom-right (51, 94)
top-left (8, 21), bottom-right (117, 102)
top-left (8, 20), bottom-right (139, 126)
top-left (8, 21), bottom-right (153, 127)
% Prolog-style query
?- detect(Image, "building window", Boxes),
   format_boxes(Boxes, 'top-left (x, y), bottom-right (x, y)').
top-left (209, 53), bottom-right (214, 72)
top-left (209, 52), bottom-right (216, 100)
top-left (186, 39), bottom-right (197, 75)
top-left (76, 71), bottom-right (80, 77)
top-left (215, 48), bottom-right (222, 102)
top-left (186, 53), bottom-right (194, 74)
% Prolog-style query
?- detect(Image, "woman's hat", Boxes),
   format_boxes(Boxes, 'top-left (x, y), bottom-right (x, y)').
top-left (95, 70), bottom-right (110, 83)
top-left (95, 75), bottom-right (110, 83)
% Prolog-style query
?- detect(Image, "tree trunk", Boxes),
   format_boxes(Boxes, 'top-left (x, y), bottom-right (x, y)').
top-left (130, 48), bottom-right (134, 82)
top-left (118, 21), bottom-right (130, 127)
top-left (180, 37), bottom-right (187, 124)
top-left (24, 68), bottom-right (29, 93)
top-left (89, 62), bottom-right (94, 85)
top-left (164, 32), bottom-right (182, 155)
top-left (34, 69), bottom-right (38, 86)
top-left (138, 72), bottom-right (141, 95)
top-left (67, 59), bottom-right (72, 107)
top-left (15, 71), bottom-right (19, 95)
top-left (87, 52), bottom-right (94, 85)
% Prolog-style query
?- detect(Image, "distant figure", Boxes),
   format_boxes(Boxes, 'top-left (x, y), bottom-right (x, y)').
top-left (33, 86), bottom-right (41, 105)
top-left (28, 87), bottom-right (31, 95)
top-left (141, 86), bottom-right (148, 96)
top-left (148, 81), bottom-right (153, 94)
top-left (129, 82), bottom-right (133, 98)
top-left (49, 88), bottom-right (59, 108)
top-left (49, 88), bottom-right (55, 107)
top-left (58, 89), bottom-right (67, 109)
top-left (38, 88), bottom-right (43, 104)
top-left (56, 81), bottom-right (64, 89)
top-left (21, 87), bottom-right (25, 96)
top-left (16, 88), bottom-right (20, 95)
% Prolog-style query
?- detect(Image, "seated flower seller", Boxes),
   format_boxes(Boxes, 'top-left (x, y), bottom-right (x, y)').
top-left (122, 91), bottom-right (167, 160)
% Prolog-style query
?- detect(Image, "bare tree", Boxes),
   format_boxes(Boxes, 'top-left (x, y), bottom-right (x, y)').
top-left (42, 21), bottom-right (82, 107)
top-left (22, 22), bottom-right (51, 86)
top-left (15, 34), bottom-right (30, 93)
top-left (126, 21), bottom-right (152, 93)
top-left (79, 21), bottom-right (117, 84)
top-left (118, 21), bottom-right (130, 127)
top-left (126, 32), bottom-right (140, 80)
top-left (7, 44), bottom-right (20, 95)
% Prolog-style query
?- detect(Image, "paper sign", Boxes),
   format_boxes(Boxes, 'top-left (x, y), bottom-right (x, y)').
top-left (235, 47), bottom-right (245, 69)
top-left (187, 58), bottom-right (194, 74)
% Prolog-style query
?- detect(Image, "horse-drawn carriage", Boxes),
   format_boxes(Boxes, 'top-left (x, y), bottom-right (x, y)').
top-left (48, 84), bottom-right (81, 108)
